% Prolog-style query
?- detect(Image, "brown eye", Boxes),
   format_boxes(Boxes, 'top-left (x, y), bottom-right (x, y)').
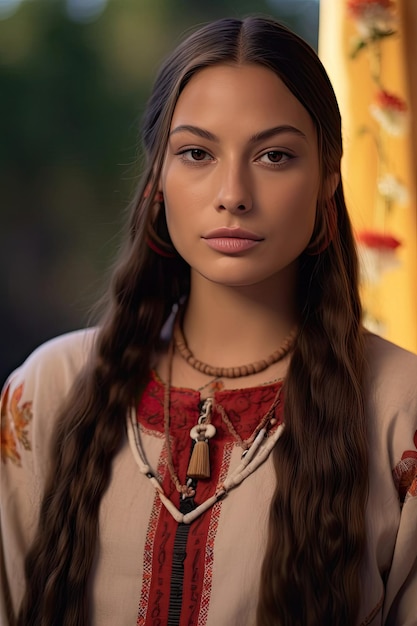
top-left (266, 151), bottom-right (283, 162)
top-left (178, 148), bottom-right (213, 165)
top-left (258, 151), bottom-right (291, 167)
top-left (190, 149), bottom-right (208, 160)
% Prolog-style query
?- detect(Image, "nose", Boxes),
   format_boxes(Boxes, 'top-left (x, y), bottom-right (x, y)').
top-left (214, 163), bottom-right (253, 214)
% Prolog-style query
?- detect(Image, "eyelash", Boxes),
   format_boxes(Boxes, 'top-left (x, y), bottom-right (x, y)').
top-left (177, 148), bottom-right (213, 166)
top-left (257, 151), bottom-right (293, 168)
top-left (176, 148), bottom-right (294, 168)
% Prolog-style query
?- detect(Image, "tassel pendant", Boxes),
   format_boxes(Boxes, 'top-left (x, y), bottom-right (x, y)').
top-left (187, 398), bottom-right (216, 480)
top-left (187, 439), bottom-right (211, 479)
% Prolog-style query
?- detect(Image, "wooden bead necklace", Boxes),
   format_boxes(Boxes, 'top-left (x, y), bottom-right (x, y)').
top-left (173, 311), bottom-right (297, 378)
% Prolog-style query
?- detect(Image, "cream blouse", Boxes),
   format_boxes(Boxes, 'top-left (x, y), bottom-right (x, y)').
top-left (1, 329), bottom-right (416, 625)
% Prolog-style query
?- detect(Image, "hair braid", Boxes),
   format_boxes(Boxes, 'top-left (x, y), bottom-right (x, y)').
top-left (17, 236), bottom-right (185, 625)
top-left (257, 187), bottom-right (367, 625)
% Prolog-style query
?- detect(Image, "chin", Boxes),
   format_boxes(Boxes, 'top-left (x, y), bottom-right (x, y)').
top-left (195, 268), bottom-right (286, 289)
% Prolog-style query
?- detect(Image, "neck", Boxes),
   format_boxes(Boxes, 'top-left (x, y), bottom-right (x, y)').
top-left (182, 268), bottom-right (298, 369)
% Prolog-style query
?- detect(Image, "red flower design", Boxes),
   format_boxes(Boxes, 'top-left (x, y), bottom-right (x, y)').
top-left (357, 230), bottom-right (401, 250)
top-left (347, 0), bottom-right (397, 48)
top-left (375, 89), bottom-right (407, 112)
top-left (347, 0), bottom-right (394, 17)
top-left (393, 431), bottom-right (417, 503)
top-left (370, 90), bottom-right (408, 135)
top-left (357, 230), bottom-right (401, 285)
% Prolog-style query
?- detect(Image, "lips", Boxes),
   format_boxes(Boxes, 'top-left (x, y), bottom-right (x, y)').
top-left (202, 227), bottom-right (263, 253)
top-left (202, 227), bottom-right (263, 241)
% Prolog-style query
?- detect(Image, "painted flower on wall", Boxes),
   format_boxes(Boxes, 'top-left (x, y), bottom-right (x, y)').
top-left (357, 230), bottom-right (401, 284)
top-left (347, 0), bottom-right (396, 37)
top-left (377, 173), bottom-right (409, 206)
top-left (347, 0), bottom-right (409, 337)
top-left (370, 89), bottom-right (408, 136)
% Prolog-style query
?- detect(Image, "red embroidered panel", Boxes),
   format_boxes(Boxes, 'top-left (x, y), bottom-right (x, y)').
top-left (136, 374), bottom-right (283, 625)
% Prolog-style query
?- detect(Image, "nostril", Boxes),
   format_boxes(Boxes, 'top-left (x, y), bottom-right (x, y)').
top-left (217, 201), bottom-right (250, 213)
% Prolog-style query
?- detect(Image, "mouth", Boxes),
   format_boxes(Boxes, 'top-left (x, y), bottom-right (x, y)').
top-left (202, 227), bottom-right (263, 253)
top-left (202, 227), bottom-right (263, 241)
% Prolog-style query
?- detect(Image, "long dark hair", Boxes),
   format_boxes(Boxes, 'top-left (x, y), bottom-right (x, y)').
top-left (18, 17), bottom-right (367, 626)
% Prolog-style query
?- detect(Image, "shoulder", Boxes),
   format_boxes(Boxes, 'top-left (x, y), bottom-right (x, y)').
top-left (21, 327), bottom-right (96, 377)
top-left (3, 326), bottom-right (97, 407)
top-left (5, 328), bottom-right (97, 391)
top-left (1, 328), bottom-right (97, 466)
top-left (364, 333), bottom-right (417, 408)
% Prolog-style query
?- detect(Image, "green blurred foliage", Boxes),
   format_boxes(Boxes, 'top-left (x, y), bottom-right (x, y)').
top-left (0, 0), bottom-right (319, 382)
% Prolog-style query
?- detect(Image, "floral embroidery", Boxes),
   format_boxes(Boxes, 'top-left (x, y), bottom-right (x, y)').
top-left (392, 430), bottom-right (417, 503)
top-left (1, 382), bottom-right (33, 466)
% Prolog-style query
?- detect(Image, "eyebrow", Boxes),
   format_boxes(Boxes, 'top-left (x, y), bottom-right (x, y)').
top-left (169, 124), bottom-right (307, 142)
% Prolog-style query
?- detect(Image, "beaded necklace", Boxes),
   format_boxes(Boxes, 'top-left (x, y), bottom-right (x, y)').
top-left (173, 309), bottom-right (297, 378)
top-left (126, 339), bottom-right (286, 525)
top-left (127, 409), bottom-right (284, 525)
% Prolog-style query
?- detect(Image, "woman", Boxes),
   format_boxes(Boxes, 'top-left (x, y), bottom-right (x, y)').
top-left (1, 16), bottom-right (416, 626)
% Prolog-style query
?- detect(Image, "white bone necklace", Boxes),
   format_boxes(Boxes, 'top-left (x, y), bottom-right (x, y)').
top-left (126, 339), bottom-right (285, 525)
top-left (127, 407), bottom-right (284, 525)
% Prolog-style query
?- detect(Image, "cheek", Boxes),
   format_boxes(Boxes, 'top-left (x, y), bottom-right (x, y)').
top-left (163, 187), bottom-right (195, 251)
top-left (164, 166), bottom-right (210, 209)
top-left (267, 176), bottom-right (319, 237)
top-left (162, 167), bottom-right (208, 242)
top-left (292, 191), bottom-right (317, 236)
top-left (161, 168), bottom-right (184, 234)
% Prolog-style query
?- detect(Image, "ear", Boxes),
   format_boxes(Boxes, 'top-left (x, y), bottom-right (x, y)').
top-left (325, 172), bottom-right (340, 199)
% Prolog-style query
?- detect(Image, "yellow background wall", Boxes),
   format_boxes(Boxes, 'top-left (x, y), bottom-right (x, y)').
top-left (319, 0), bottom-right (417, 354)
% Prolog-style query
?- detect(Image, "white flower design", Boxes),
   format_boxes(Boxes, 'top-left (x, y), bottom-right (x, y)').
top-left (370, 89), bottom-right (408, 136)
top-left (377, 174), bottom-right (409, 205)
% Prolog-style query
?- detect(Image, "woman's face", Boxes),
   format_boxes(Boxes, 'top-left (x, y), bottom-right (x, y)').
top-left (160, 63), bottom-right (320, 289)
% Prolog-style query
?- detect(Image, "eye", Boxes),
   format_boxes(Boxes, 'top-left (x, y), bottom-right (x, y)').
top-left (257, 151), bottom-right (292, 167)
top-left (179, 148), bottom-right (213, 163)
top-left (190, 149), bottom-right (209, 161)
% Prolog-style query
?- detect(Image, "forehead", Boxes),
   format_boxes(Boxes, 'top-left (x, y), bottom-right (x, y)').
top-left (170, 63), bottom-right (316, 138)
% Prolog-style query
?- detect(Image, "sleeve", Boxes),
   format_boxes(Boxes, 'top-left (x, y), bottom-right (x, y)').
top-left (1, 370), bottom-right (39, 625)
top-left (383, 429), bottom-right (417, 625)
top-left (0, 329), bottom-right (95, 625)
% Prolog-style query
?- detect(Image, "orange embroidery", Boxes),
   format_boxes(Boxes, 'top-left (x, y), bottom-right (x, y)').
top-left (1, 382), bottom-right (33, 466)
top-left (392, 430), bottom-right (417, 503)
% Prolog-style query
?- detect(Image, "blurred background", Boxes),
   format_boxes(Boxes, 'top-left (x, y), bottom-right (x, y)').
top-left (0, 0), bottom-right (320, 383)
top-left (2, 0), bottom-right (416, 386)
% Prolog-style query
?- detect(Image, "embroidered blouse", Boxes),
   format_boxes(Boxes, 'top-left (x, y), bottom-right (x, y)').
top-left (132, 371), bottom-right (284, 624)
top-left (1, 329), bottom-right (417, 625)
